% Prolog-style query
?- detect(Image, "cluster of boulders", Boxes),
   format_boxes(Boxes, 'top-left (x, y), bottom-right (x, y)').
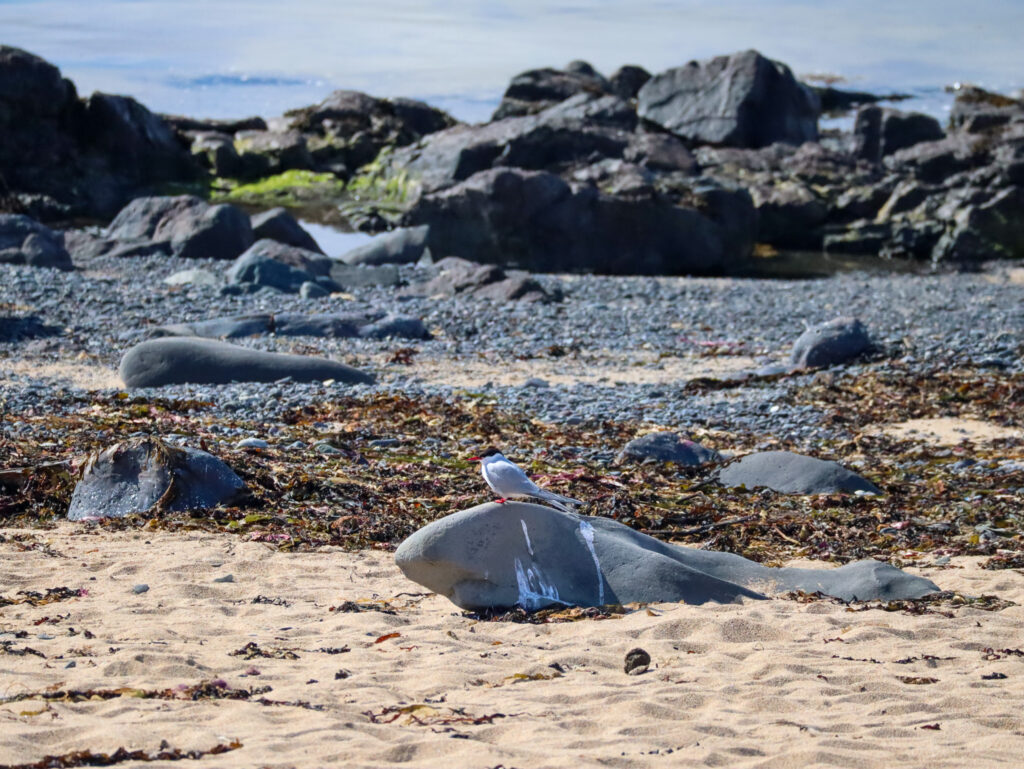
top-left (4, 44), bottom-right (1022, 275)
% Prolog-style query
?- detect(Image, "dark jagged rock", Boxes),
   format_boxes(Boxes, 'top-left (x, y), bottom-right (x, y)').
top-left (341, 226), bottom-right (430, 265)
top-left (403, 167), bottom-right (755, 275)
top-left (67, 437), bottom-right (247, 521)
top-left (616, 432), bottom-right (721, 466)
top-left (948, 86), bottom-right (1024, 134)
top-left (493, 62), bottom-right (611, 120)
top-left (0, 214), bottom-right (74, 270)
top-left (250, 207), bottom-right (323, 253)
top-left (790, 317), bottom-right (872, 368)
top-left (233, 129), bottom-right (314, 176)
top-left (623, 132), bottom-right (698, 173)
top-left (718, 450), bottom-right (882, 495)
top-left (106, 196), bottom-right (254, 260)
top-left (148, 312), bottom-right (429, 340)
top-left (394, 503), bottom-right (938, 610)
top-left (0, 46), bottom-right (201, 219)
top-left (225, 239), bottom-right (335, 293)
top-left (284, 90), bottom-right (456, 176)
top-left (854, 106), bottom-right (945, 163)
top-left (608, 65), bottom-right (651, 100)
top-left (386, 95), bottom-right (638, 198)
top-left (403, 256), bottom-right (558, 302)
top-left (884, 133), bottom-right (989, 184)
top-left (119, 337), bottom-right (374, 387)
top-left (637, 50), bottom-right (819, 148)
top-left (932, 186), bottom-right (1024, 261)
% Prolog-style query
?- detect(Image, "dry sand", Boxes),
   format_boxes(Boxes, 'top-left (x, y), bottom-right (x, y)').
top-left (875, 417), bottom-right (1024, 446)
top-left (2, 526), bottom-right (1023, 768)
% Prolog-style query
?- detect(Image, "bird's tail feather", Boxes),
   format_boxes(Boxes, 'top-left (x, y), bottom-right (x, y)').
top-left (534, 488), bottom-right (582, 512)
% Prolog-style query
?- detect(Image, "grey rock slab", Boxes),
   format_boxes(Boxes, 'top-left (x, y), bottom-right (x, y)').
top-left (790, 317), bottom-right (872, 368)
top-left (637, 50), bottom-right (819, 148)
top-left (617, 432), bottom-right (721, 466)
top-left (328, 262), bottom-right (402, 289)
top-left (341, 226), bottom-right (430, 265)
top-left (119, 337), bottom-right (374, 387)
top-left (394, 503), bottom-right (938, 611)
top-left (67, 437), bottom-right (247, 520)
top-left (718, 450), bottom-right (882, 495)
top-left (853, 106), bottom-right (945, 163)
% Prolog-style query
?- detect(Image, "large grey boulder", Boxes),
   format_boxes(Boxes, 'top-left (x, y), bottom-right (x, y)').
top-left (0, 214), bottom-right (73, 270)
top-left (148, 312), bottom-right (429, 340)
top-left (789, 317), bottom-right (872, 368)
top-left (341, 225), bottom-right (430, 265)
top-left (718, 451), bottom-right (882, 495)
top-left (250, 207), bottom-right (323, 253)
top-left (0, 46), bottom-right (200, 220)
top-left (637, 50), bottom-right (820, 148)
top-left (404, 167), bottom-right (755, 275)
top-left (119, 337), bottom-right (374, 387)
top-left (225, 239), bottom-right (336, 293)
top-left (67, 437), bottom-right (246, 520)
top-left (617, 432), bottom-right (721, 466)
top-left (394, 503), bottom-right (938, 610)
top-left (107, 196), bottom-right (254, 260)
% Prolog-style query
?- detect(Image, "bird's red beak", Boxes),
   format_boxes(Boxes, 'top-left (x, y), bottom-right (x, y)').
top-left (469, 456), bottom-right (480, 462)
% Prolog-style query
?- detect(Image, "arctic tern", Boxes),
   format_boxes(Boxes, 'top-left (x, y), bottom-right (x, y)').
top-left (470, 447), bottom-right (582, 513)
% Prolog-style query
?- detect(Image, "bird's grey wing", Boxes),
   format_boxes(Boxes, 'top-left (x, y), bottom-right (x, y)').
top-left (486, 459), bottom-right (542, 496)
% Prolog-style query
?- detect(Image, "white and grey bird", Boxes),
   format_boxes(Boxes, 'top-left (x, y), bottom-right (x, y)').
top-left (470, 447), bottom-right (582, 513)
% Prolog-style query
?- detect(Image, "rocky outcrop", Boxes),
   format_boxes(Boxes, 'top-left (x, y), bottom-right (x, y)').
top-left (402, 167), bottom-right (755, 274)
top-left (250, 208), bottom-right (323, 253)
top-left (637, 50), bottom-right (820, 148)
top-left (0, 46), bottom-right (200, 220)
top-left (853, 106), bottom-right (944, 162)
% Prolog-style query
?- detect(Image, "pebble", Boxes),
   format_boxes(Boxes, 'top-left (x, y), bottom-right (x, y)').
top-left (132, 584), bottom-right (150, 594)
top-left (213, 574), bottom-right (235, 583)
top-left (236, 438), bottom-right (270, 449)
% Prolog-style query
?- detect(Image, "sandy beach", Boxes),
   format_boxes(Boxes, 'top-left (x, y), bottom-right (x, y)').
top-left (2, 525), bottom-right (1022, 768)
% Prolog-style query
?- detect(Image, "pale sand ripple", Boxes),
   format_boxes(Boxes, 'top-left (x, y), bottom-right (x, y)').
top-left (1, 525), bottom-right (1022, 768)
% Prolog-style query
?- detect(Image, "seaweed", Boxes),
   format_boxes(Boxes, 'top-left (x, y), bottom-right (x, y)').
top-left (0, 741), bottom-right (242, 769)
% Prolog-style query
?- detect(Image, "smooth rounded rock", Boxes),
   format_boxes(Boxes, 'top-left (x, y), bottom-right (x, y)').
top-left (119, 337), bottom-right (374, 387)
top-left (789, 317), bottom-right (872, 368)
top-left (395, 503), bottom-right (937, 611)
top-left (718, 450), bottom-right (882, 495)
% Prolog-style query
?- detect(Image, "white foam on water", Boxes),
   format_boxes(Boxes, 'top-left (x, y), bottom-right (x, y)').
top-left (579, 520), bottom-right (604, 606)
top-left (514, 557), bottom-right (560, 611)
top-left (520, 519), bottom-right (534, 556)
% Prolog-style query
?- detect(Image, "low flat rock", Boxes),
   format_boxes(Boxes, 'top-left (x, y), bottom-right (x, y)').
top-left (617, 432), bottom-right (721, 466)
top-left (119, 337), bottom-right (374, 387)
top-left (718, 450), bottom-right (882, 495)
top-left (790, 317), bottom-right (872, 368)
top-left (341, 226), bottom-right (430, 265)
top-left (148, 312), bottom-right (428, 340)
top-left (395, 503), bottom-right (939, 610)
top-left (67, 437), bottom-right (246, 520)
